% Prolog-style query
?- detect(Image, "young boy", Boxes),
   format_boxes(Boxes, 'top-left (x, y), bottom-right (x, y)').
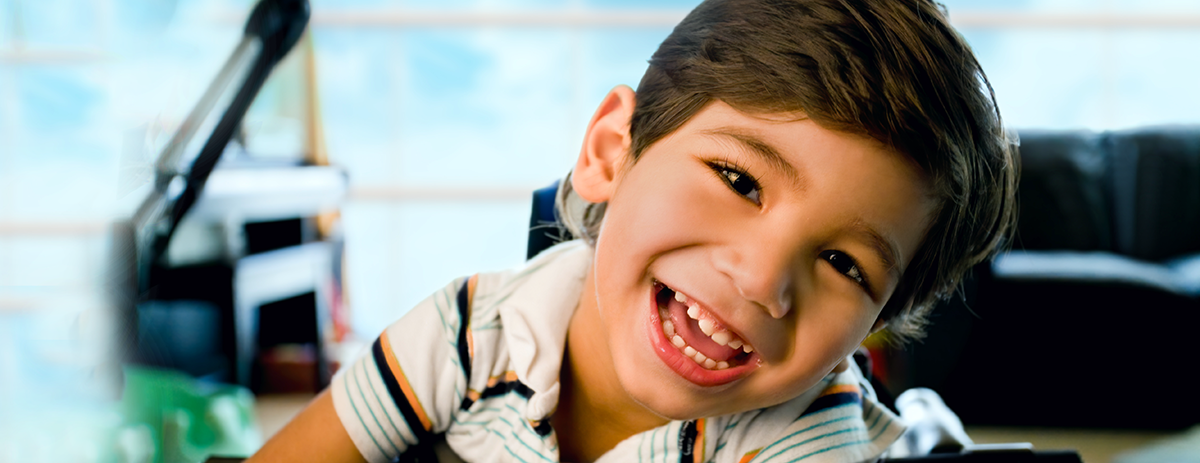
top-left (250, 0), bottom-right (1016, 461)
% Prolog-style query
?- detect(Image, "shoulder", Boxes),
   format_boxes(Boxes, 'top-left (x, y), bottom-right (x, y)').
top-left (439, 244), bottom-right (590, 462)
top-left (328, 243), bottom-right (592, 463)
top-left (460, 239), bottom-right (592, 403)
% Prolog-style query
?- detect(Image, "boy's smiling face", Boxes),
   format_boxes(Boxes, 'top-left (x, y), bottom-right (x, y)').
top-left (572, 87), bottom-right (939, 420)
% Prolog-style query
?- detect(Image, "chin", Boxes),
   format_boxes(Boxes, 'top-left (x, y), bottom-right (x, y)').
top-left (606, 354), bottom-right (677, 419)
top-left (611, 357), bottom-right (729, 421)
top-left (623, 381), bottom-right (711, 421)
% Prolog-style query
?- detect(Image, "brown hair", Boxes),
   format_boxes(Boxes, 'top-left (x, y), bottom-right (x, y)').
top-left (560, 0), bottom-right (1018, 340)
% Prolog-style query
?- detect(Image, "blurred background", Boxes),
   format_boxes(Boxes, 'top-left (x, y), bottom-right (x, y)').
top-left (1, 0), bottom-right (1199, 461)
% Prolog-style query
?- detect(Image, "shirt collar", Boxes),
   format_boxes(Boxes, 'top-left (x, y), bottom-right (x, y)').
top-left (495, 239), bottom-right (592, 420)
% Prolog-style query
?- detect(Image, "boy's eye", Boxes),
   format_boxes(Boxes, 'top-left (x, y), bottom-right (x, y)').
top-left (820, 250), bottom-right (867, 288)
top-left (711, 163), bottom-right (762, 205)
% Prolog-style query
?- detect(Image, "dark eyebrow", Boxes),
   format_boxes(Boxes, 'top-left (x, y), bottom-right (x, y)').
top-left (849, 220), bottom-right (902, 278)
top-left (700, 127), bottom-right (803, 188)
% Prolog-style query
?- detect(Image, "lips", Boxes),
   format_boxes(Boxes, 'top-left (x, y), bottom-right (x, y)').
top-left (647, 281), bottom-right (760, 387)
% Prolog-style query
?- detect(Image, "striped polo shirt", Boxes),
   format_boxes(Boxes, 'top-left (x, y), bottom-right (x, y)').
top-left (331, 240), bottom-right (906, 462)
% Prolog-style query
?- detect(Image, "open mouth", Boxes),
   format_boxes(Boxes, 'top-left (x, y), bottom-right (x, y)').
top-left (653, 282), bottom-right (756, 372)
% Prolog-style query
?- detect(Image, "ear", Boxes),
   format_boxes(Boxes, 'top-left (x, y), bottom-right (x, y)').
top-left (572, 85), bottom-right (636, 204)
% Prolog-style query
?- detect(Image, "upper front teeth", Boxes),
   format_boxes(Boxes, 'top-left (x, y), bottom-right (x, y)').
top-left (675, 289), bottom-right (754, 354)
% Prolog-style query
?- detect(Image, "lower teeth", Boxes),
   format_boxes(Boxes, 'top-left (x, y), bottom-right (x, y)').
top-left (660, 307), bottom-right (731, 370)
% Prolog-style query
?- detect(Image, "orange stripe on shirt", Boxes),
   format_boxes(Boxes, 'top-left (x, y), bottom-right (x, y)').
top-left (738, 448), bottom-right (761, 463)
top-left (821, 383), bottom-right (861, 397)
top-left (694, 418), bottom-right (706, 463)
top-left (485, 371), bottom-right (520, 388)
top-left (379, 333), bottom-right (433, 431)
top-left (466, 274), bottom-right (478, 361)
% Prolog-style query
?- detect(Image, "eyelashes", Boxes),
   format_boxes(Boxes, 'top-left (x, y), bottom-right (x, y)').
top-left (825, 250), bottom-right (876, 298)
top-left (820, 250), bottom-right (869, 290)
top-left (708, 162), bottom-right (762, 205)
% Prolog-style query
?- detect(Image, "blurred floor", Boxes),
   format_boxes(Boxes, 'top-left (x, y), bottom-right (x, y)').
top-left (965, 427), bottom-right (1176, 463)
top-left (254, 395), bottom-right (1181, 462)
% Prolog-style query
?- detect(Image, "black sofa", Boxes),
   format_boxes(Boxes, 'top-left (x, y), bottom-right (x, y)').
top-left (904, 126), bottom-right (1200, 430)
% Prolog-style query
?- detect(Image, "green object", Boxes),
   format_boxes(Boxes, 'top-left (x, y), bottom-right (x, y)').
top-left (119, 367), bottom-right (262, 463)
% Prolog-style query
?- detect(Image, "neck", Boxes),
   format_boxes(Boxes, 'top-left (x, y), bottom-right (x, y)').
top-left (553, 267), bottom-right (668, 462)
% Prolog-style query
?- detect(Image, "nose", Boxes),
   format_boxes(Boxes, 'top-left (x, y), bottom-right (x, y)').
top-left (711, 238), bottom-right (797, 319)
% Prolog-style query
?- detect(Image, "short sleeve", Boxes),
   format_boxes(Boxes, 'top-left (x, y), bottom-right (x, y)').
top-left (331, 277), bottom-right (474, 463)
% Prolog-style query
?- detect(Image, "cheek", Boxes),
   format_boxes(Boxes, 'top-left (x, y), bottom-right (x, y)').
top-left (592, 167), bottom-right (717, 326)
top-left (785, 297), bottom-right (880, 369)
top-left (608, 169), bottom-right (731, 250)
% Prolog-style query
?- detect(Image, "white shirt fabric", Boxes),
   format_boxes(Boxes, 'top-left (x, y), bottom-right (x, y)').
top-left (331, 240), bottom-right (906, 462)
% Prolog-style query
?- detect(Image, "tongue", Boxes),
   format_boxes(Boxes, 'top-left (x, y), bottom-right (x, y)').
top-left (666, 297), bottom-right (741, 363)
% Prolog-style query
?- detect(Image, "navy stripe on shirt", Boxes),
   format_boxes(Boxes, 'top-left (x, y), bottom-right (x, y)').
top-left (799, 392), bottom-right (863, 418)
top-left (455, 279), bottom-right (473, 380)
top-left (372, 338), bottom-right (435, 445)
